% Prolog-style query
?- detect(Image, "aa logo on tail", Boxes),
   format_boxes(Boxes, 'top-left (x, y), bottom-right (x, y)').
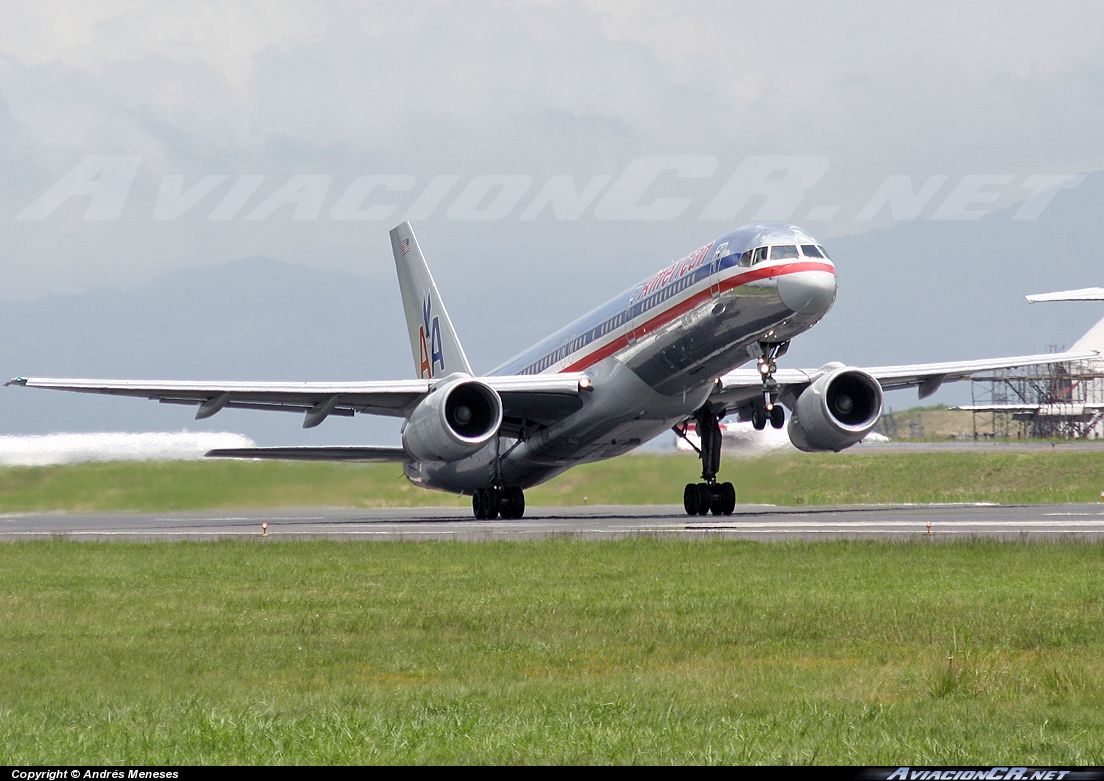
top-left (418, 295), bottom-right (445, 379)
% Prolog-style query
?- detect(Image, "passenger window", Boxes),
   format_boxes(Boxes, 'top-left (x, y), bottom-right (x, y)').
top-left (770, 245), bottom-right (799, 260)
top-left (800, 245), bottom-right (823, 258)
top-left (738, 250), bottom-right (752, 267)
top-left (752, 246), bottom-right (768, 265)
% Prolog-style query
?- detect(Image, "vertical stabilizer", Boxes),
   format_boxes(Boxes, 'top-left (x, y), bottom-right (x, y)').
top-left (1072, 314), bottom-right (1104, 354)
top-left (389, 222), bottom-right (474, 379)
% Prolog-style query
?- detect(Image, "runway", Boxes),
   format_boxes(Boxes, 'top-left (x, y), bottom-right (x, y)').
top-left (3, 503), bottom-right (1104, 541)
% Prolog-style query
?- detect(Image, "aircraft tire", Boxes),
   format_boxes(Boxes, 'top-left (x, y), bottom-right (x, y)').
top-left (752, 408), bottom-right (767, 430)
top-left (683, 483), bottom-right (700, 515)
top-left (500, 487), bottom-right (525, 520)
top-left (709, 484), bottom-right (725, 515)
top-left (694, 483), bottom-right (713, 515)
top-left (769, 405), bottom-right (785, 429)
top-left (473, 488), bottom-right (499, 520)
top-left (721, 482), bottom-right (736, 515)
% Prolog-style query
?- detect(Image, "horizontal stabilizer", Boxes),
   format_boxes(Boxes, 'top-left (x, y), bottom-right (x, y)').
top-left (1026, 287), bottom-right (1104, 302)
top-left (206, 446), bottom-right (410, 462)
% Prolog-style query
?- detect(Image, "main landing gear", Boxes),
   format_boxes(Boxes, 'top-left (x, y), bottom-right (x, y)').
top-left (472, 486), bottom-right (525, 520)
top-left (675, 406), bottom-right (736, 516)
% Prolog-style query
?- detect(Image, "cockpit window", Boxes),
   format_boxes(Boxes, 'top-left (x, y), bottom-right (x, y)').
top-left (769, 245), bottom-right (799, 260)
top-left (800, 244), bottom-right (824, 258)
top-left (817, 245), bottom-right (831, 259)
top-left (738, 250), bottom-right (752, 267)
top-left (752, 246), bottom-right (768, 265)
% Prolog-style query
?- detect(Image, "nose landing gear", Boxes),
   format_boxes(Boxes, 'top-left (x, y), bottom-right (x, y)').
top-left (749, 340), bottom-right (789, 431)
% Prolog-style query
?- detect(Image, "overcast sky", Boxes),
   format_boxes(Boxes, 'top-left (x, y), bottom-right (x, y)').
top-left (2, 1), bottom-right (1103, 298)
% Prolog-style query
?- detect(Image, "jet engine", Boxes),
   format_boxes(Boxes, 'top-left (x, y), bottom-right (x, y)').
top-left (402, 375), bottom-right (503, 462)
top-left (787, 365), bottom-right (883, 452)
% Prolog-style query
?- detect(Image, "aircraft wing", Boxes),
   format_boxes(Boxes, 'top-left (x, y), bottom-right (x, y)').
top-left (711, 350), bottom-right (1100, 413)
top-left (5, 373), bottom-right (588, 430)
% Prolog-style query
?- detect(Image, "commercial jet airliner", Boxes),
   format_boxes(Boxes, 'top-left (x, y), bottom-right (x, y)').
top-left (8, 223), bottom-right (1095, 519)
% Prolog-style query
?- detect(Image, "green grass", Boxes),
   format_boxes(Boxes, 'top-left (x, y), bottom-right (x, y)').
top-left (1, 539), bottom-right (1102, 763)
top-left (1, 450), bottom-right (1103, 512)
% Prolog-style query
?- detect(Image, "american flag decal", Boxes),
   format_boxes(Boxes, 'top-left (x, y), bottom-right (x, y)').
top-left (401, 238), bottom-right (410, 255)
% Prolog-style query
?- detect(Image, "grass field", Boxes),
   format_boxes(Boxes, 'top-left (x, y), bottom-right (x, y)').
top-left (1, 450), bottom-right (1103, 512)
top-left (0, 538), bottom-right (1102, 764)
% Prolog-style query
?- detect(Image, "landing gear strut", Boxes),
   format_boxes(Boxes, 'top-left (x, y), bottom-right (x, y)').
top-left (750, 340), bottom-right (789, 431)
top-left (674, 406), bottom-right (736, 516)
top-left (472, 486), bottom-right (525, 520)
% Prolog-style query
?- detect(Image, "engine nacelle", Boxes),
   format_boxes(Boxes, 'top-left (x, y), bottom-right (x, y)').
top-left (787, 366), bottom-right (883, 452)
top-left (402, 375), bottom-right (503, 462)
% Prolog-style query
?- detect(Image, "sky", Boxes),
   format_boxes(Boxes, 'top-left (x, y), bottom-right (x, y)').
top-left (1, 1), bottom-right (1103, 442)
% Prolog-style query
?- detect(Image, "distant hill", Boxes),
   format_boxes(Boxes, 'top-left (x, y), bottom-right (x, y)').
top-left (0, 258), bottom-right (410, 444)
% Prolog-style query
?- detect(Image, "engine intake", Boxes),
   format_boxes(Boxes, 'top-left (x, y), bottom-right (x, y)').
top-left (402, 375), bottom-right (503, 462)
top-left (787, 366), bottom-right (883, 452)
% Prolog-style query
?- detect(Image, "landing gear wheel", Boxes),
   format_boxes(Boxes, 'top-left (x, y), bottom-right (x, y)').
top-left (694, 484), bottom-right (712, 515)
top-left (709, 484), bottom-right (725, 515)
top-left (472, 488), bottom-right (499, 520)
top-left (499, 487), bottom-right (525, 520)
top-left (752, 407), bottom-right (767, 430)
top-left (683, 483), bottom-right (699, 516)
top-left (720, 482), bottom-right (736, 515)
top-left (683, 483), bottom-right (712, 516)
top-left (769, 405), bottom-right (785, 429)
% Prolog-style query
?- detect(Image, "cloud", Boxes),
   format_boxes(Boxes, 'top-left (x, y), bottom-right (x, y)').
top-left (0, 431), bottom-right (254, 465)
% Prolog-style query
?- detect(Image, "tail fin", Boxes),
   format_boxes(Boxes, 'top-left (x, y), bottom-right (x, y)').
top-left (389, 222), bottom-right (474, 379)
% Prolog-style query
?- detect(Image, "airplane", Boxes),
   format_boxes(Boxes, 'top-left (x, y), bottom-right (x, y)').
top-left (7, 222), bottom-right (1097, 519)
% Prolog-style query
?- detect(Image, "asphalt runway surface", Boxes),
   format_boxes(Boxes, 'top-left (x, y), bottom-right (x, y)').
top-left (3, 503), bottom-right (1104, 541)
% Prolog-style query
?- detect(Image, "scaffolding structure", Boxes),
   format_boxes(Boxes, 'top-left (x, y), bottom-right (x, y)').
top-left (969, 355), bottom-right (1104, 439)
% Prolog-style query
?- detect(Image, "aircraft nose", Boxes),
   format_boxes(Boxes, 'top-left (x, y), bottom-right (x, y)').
top-left (777, 267), bottom-right (837, 314)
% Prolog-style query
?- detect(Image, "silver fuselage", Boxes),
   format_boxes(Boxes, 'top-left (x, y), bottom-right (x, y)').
top-left (404, 223), bottom-right (837, 492)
